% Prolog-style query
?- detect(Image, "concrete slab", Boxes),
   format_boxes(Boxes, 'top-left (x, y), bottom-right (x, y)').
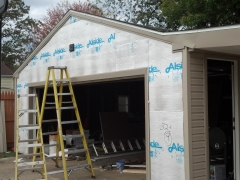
top-left (0, 157), bottom-right (146, 180)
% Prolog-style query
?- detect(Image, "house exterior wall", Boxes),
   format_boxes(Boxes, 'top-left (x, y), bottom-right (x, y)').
top-left (1, 77), bottom-right (13, 91)
top-left (184, 51), bottom-right (240, 180)
top-left (16, 16), bottom-right (184, 180)
top-left (188, 52), bottom-right (208, 180)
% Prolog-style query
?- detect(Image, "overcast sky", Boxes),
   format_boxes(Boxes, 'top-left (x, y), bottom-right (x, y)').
top-left (23, 0), bottom-right (88, 20)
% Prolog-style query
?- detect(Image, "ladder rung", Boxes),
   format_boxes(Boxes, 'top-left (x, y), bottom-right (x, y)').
top-left (58, 106), bottom-right (76, 110)
top-left (45, 102), bottom-right (56, 104)
top-left (18, 94), bottom-right (37, 98)
top-left (128, 140), bottom-right (133, 150)
top-left (111, 141), bottom-right (117, 152)
top-left (46, 93), bottom-right (72, 96)
top-left (42, 131), bottom-right (58, 136)
top-left (61, 120), bottom-right (81, 124)
top-left (45, 155), bottom-right (63, 159)
top-left (18, 166), bottom-right (42, 171)
top-left (62, 101), bottom-right (73, 104)
top-left (47, 169), bottom-right (64, 175)
top-left (44, 106), bottom-right (56, 110)
top-left (18, 143), bottom-right (42, 148)
top-left (18, 153), bottom-right (41, 157)
top-left (65, 134), bottom-right (84, 139)
top-left (44, 144), bottom-right (59, 147)
top-left (18, 161), bottom-right (44, 167)
top-left (42, 119), bottom-right (58, 123)
top-left (47, 164), bottom-right (90, 175)
top-left (19, 109), bottom-right (38, 113)
top-left (19, 138), bottom-right (39, 143)
top-left (58, 93), bottom-right (72, 96)
top-left (135, 139), bottom-right (141, 149)
top-left (65, 149), bottom-right (87, 155)
top-left (48, 66), bottom-right (67, 70)
top-left (46, 101), bottom-right (73, 105)
top-left (45, 106), bottom-right (77, 110)
top-left (19, 125), bottom-right (40, 130)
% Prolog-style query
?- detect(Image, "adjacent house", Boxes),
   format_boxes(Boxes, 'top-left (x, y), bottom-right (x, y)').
top-left (1, 62), bottom-right (13, 91)
top-left (13, 10), bottom-right (240, 180)
top-left (0, 62), bottom-right (14, 149)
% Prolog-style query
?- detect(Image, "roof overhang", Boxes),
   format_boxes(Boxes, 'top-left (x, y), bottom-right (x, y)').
top-left (163, 26), bottom-right (240, 55)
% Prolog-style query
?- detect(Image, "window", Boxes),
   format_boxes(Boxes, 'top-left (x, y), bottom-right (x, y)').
top-left (118, 96), bottom-right (128, 112)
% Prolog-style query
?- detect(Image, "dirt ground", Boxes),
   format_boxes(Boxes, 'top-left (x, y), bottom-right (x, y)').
top-left (0, 157), bottom-right (146, 180)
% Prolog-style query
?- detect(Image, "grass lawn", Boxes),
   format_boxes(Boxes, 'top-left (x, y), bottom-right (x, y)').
top-left (0, 151), bottom-right (15, 159)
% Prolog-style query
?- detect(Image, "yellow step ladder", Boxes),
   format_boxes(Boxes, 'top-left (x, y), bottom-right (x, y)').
top-left (15, 94), bottom-right (48, 180)
top-left (34, 66), bottom-right (95, 179)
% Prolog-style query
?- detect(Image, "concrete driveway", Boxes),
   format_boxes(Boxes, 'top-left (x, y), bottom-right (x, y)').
top-left (0, 157), bottom-right (146, 180)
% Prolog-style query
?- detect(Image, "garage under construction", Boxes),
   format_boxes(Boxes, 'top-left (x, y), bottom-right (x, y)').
top-left (13, 9), bottom-right (240, 180)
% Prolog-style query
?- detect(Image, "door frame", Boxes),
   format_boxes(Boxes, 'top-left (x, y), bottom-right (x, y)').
top-left (205, 54), bottom-right (239, 180)
top-left (27, 67), bottom-right (151, 179)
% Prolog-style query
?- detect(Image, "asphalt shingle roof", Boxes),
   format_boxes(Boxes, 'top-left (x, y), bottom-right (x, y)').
top-left (1, 62), bottom-right (13, 75)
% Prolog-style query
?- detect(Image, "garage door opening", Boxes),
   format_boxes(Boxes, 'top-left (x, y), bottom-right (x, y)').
top-left (207, 59), bottom-right (234, 180)
top-left (36, 77), bottom-right (146, 172)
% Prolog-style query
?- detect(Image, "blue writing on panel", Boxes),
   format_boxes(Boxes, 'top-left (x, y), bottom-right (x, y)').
top-left (165, 62), bottom-right (182, 73)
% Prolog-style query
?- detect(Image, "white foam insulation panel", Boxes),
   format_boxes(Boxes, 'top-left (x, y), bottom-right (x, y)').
top-left (16, 15), bottom-right (184, 179)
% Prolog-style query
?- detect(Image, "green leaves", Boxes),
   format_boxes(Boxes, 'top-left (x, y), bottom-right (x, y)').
top-left (95, 0), bottom-right (240, 31)
top-left (160, 0), bottom-right (240, 30)
top-left (94, 0), bottom-right (165, 28)
top-left (1, 0), bottom-right (39, 71)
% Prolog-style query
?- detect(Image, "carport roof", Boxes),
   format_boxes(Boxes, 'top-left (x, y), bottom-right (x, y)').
top-left (14, 10), bottom-right (240, 77)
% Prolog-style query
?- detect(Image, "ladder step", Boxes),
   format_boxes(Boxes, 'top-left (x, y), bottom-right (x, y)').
top-left (45, 106), bottom-right (77, 110)
top-left (19, 125), bottom-right (40, 130)
top-left (65, 134), bottom-right (84, 139)
top-left (18, 94), bottom-right (37, 98)
top-left (44, 106), bottom-right (56, 110)
top-left (42, 131), bottom-right (58, 136)
top-left (44, 144), bottom-right (59, 148)
top-left (45, 102), bottom-right (56, 105)
top-left (47, 164), bottom-right (89, 175)
top-left (19, 138), bottom-right (39, 143)
top-left (65, 149), bottom-right (87, 155)
top-left (19, 109), bottom-right (38, 113)
top-left (18, 143), bottom-right (42, 148)
top-left (18, 161), bottom-right (44, 167)
top-left (47, 169), bottom-right (64, 175)
top-left (48, 66), bottom-right (67, 70)
top-left (46, 101), bottom-right (73, 105)
top-left (57, 93), bottom-right (72, 96)
top-left (18, 166), bottom-right (42, 171)
top-left (42, 119), bottom-right (58, 123)
top-left (61, 120), bottom-right (81, 124)
top-left (46, 93), bottom-right (72, 96)
top-left (59, 106), bottom-right (76, 110)
top-left (18, 153), bottom-right (41, 157)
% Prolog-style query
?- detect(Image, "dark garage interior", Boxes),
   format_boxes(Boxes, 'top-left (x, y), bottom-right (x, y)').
top-left (36, 77), bottom-right (146, 169)
top-left (37, 77), bottom-right (145, 142)
top-left (208, 59), bottom-right (234, 180)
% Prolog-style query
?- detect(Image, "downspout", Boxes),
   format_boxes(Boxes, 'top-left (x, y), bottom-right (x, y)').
top-left (182, 47), bottom-right (192, 180)
top-left (13, 75), bottom-right (18, 151)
